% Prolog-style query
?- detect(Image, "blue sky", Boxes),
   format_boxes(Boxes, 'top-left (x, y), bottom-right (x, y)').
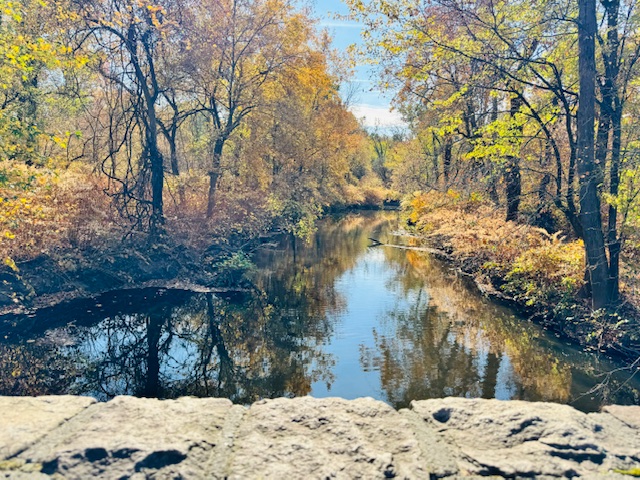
top-left (310, 0), bottom-right (405, 129)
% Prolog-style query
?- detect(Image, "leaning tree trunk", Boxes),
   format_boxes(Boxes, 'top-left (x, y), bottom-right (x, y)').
top-left (577, 0), bottom-right (611, 310)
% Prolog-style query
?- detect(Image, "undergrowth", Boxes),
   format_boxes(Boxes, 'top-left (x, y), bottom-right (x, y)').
top-left (0, 162), bottom-right (117, 261)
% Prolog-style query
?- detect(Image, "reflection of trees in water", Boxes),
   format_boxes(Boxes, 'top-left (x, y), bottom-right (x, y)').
top-left (0, 213), bottom-right (398, 401)
top-left (59, 292), bottom-right (336, 402)
top-left (0, 343), bottom-right (79, 396)
top-left (254, 212), bottom-right (398, 321)
top-left (362, 247), bottom-right (571, 408)
top-left (0, 287), bottom-right (338, 401)
top-left (360, 305), bottom-right (508, 409)
top-left (364, 247), bottom-right (639, 410)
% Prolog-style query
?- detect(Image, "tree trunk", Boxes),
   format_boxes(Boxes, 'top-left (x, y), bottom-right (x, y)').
top-left (488, 166), bottom-right (500, 206)
top-left (539, 139), bottom-right (552, 205)
top-left (443, 136), bottom-right (452, 184)
top-left (169, 133), bottom-right (179, 176)
top-left (607, 106), bottom-right (622, 303)
top-left (20, 75), bottom-right (39, 163)
top-left (206, 138), bottom-right (224, 219)
top-left (488, 95), bottom-right (500, 205)
top-left (594, 99), bottom-right (611, 189)
top-left (147, 105), bottom-right (164, 235)
top-left (577, 0), bottom-right (610, 310)
top-left (602, 0), bottom-right (622, 304)
top-left (538, 174), bottom-right (551, 203)
top-left (431, 131), bottom-right (440, 185)
top-left (505, 159), bottom-right (521, 222)
top-left (566, 112), bottom-right (581, 238)
top-left (505, 94), bottom-right (523, 222)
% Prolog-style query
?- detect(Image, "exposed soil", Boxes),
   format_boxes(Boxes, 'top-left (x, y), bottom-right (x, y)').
top-left (0, 239), bottom-right (234, 316)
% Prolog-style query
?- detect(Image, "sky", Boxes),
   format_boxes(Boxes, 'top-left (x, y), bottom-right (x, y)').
top-left (310, 0), bottom-right (406, 130)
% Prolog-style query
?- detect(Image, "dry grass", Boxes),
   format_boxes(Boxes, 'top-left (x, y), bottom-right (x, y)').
top-left (408, 192), bottom-right (582, 271)
top-left (0, 166), bottom-right (281, 262)
top-left (406, 191), bottom-right (587, 311)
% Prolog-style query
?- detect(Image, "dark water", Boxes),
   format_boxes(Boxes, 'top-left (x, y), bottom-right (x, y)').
top-left (1, 211), bottom-right (639, 411)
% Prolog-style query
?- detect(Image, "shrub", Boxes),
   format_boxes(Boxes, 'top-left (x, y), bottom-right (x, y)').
top-left (211, 251), bottom-right (256, 287)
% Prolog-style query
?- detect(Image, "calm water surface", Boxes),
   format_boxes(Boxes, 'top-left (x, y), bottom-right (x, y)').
top-left (1, 211), bottom-right (638, 411)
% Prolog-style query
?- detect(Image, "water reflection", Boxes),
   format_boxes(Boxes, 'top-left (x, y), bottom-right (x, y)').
top-left (358, 248), bottom-right (574, 408)
top-left (0, 211), bottom-right (638, 411)
top-left (1, 290), bottom-right (334, 402)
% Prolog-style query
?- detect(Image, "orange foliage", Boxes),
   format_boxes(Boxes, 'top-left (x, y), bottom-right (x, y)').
top-left (406, 191), bottom-right (587, 307)
top-left (0, 164), bottom-right (115, 261)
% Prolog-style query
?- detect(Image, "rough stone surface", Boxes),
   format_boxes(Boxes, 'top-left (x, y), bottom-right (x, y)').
top-left (0, 396), bottom-right (95, 460)
top-left (411, 397), bottom-right (640, 478)
top-left (0, 395), bottom-right (638, 479)
top-left (229, 396), bottom-right (427, 479)
top-left (603, 405), bottom-right (640, 430)
top-left (399, 408), bottom-right (459, 478)
top-left (18, 396), bottom-right (244, 479)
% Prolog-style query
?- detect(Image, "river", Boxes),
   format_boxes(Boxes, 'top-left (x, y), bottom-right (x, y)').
top-left (0, 210), bottom-right (638, 411)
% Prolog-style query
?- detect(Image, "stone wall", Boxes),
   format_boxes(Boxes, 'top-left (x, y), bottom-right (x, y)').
top-left (1, 396), bottom-right (639, 479)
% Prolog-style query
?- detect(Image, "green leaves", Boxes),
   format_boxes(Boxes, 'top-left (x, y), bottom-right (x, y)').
top-left (0, 0), bottom-right (81, 165)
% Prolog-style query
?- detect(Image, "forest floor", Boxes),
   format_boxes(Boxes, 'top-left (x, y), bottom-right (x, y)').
top-left (404, 192), bottom-right (640, 362)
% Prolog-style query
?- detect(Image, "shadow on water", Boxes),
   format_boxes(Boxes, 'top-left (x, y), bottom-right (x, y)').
top-left (0, 211), bottom-right (638, 411)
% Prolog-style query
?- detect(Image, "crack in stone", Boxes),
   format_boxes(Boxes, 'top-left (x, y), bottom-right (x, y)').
top-left (5, 397), bottom-right (96, 462)
top-left (204, 405), bottom-right (247, 479)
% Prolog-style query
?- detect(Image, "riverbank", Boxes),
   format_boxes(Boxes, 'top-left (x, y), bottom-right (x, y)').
top-left (0, 163), bottom-right (398, 315)
top-left (3, 210), bottom-right (639, 409)
top-left (0, 236), bottom-right (253, 316)
top-left (1, 395), bottom-right (639, 478)
top-left (0, 165), bottom-right (263, 315)
top-left (403, 192), bottom-right (640, 361)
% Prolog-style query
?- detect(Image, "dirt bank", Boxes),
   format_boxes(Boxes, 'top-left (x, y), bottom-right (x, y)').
top-left (0, 237), bottom-right (252, 316)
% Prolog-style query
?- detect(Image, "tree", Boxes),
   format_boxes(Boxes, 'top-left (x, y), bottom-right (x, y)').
top-left (577, 0), bottom-right (612, 309)
top-left (73, 0), bottom-right (176, 234)
top-left (594, 0), bottom-right (640, 303)
top-left (347, 0), bottom-right (587, 231)
top-left (181, 0), bottom-right (307, 218)
top-left (345, 0), bottom-right (640, 308)
top-left (0, 0), bottom-right (80, 165)
top-left (241, 31), bottom-right (369, 233)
